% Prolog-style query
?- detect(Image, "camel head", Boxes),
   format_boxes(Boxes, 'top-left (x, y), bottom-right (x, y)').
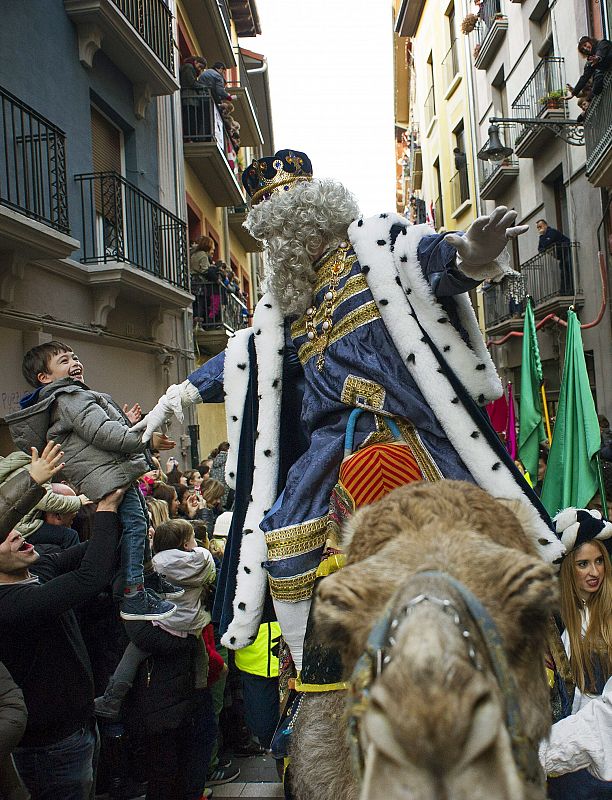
top-left (305, 482), bottom-right (558, 800)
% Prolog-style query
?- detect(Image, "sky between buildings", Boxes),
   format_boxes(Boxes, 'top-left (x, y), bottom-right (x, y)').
top-left (246, 0), bottom-right (397, 216)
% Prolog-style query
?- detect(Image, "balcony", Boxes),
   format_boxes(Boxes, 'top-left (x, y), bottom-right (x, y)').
top-left (64, 0), bottom-right (178, 117)
top-left (477, 125), bottom-right (519, 200)
top-left (511, 58), bottom-right (567, 157)
top-left (193, 280), bottom-right (249, 355)
top-left (228, 204), bottom-right (262, 252)
top-left (442, 40), bottom-right (461, 97)
top-left (424, 84), bottom-right (436, 133)
top-left (585, 72), bottom-right (612, 187)
top-left (450, 168), bottom-right (470, 217)
top-left (0, 86), bottom-right (78, 276)
top-left (75, 171), bottom-right (192, 319)
top-left (226, 48), bottom-right (264, 147)
top-left (483, 242), bottom-right (581, 330)
top-left (179, 0), bottom-right (236, 68)
top-left (181, 89), bottom-right (244, 207)
top-left (473, 0), bottom-right (508, 70)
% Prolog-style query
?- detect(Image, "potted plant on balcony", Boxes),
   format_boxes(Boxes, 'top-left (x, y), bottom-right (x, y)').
top-left (539, 90), bottom-right (565, 109)
top-left (461, 12), bottom-right (479, 33)
top-left (473, 43), bottom-right (482, 59)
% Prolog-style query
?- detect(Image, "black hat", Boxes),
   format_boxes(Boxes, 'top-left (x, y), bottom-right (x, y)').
top-left (242, 149), bottom-right (313, 205)
top-left (554, 507), bottom-right (612, 552)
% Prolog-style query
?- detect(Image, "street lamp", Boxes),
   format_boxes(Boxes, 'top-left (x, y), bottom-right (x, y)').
top-left (478, 124), bottom-right (514, 163)
top-left (478, 116), bottom-right (585, 162)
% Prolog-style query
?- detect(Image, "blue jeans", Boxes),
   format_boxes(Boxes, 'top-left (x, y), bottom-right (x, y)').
top-left (240, 671), bottom-right (279, 748)
top-left (186, 690), bottom-right (218, 799)
top-left (119, 486), bottom-right (150, 588)
top-left (14, 721), bottom-right (99, 800)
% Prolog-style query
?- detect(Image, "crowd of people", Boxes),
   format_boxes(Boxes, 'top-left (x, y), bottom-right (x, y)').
top-left (0, 342), bottom-right (275, 800)
top-left (189, 235), bottom-right (250, 330)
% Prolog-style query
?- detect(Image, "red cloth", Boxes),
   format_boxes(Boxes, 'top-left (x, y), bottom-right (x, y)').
top-left (203, 623), bottom-right (225, 686)
top-left (486, 393), bottom-right (509, 434)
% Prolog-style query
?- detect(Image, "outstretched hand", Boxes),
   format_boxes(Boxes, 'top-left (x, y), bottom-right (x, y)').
top-left (123, 403), bottom-right (142, 424)
top-left (29, 442), bottom-right (65, 485)
top-left (445, 206), bottom-right (528, 269)
top-left (132, 385), bottom-right (186, 443)
top-left (151, 433), bottom-right (176, 451)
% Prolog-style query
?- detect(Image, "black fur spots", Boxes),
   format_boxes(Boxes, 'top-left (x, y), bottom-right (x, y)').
top-left (406, 353), bottom-right (415, 364)
top-left (244, 566), bottom-right (251, 573)
top-left (229, 471), bottom-right (235, 479)
top-left (238, 602), bottom-right (246, 611)
top-left (437, 317), bottom-right (448, 324)
top-left (476, 363), bottom-right (486, 371)
top-left (443, 345), bottom-right (451, 352)
top-left (400, 255), bottom-right (408, 263)
top-left (264, 449), bottom-right (272, 457)
top-left (255, 329), bottom-right (262, 335)
top-left (395, 276), bottom-right (402, 286)
top-left (538, 538), bottom-right (551, 546)
top-left (451, 397), bottom-right (459, 404)
top-left (379, 213), bottom-right (388, 218)
top-left (264, 303), bottom-right (272, 308)
top-left (238, 363), bottom-right (247, 370)
top-left (401, 228), bottom-right (407, 235)
top-left (478, 394), bottom-right (485, 404)
top-left (357, 219), bottom-right (363, 227)
top-left (362, 265), bottom-right (370, 274)
top-left (278, 348), bottom-right (284, 356)
top-left (230, 637), bottom-right (236, 644)
top-left (377, 239), bottom-right (386, 246)
top-left (380, 299), bottom-right (389, 306)
top-left (470, 431), bottom-right (479, 439)
top-left (492, 462), bottom-right (501, 471)
top-left (272, 379), bottom-right (279, 388)
top-left (243, 528), bottom-right (253, 535)
top-left (232, 415), bottom-right (238, 422)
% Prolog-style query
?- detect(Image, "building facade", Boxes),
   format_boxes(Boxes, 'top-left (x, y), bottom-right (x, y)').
top-left (0, 0), bottom-right (274, 465)
top-left (469, 0), bottom-right (612, 418)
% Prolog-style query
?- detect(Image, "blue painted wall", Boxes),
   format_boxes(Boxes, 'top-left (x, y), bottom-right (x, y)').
top-left (0, 0), bottom-right (161, 250)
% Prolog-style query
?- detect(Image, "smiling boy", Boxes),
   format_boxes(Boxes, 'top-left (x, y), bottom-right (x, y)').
top-left (7, 341), bottom-right (181, 621)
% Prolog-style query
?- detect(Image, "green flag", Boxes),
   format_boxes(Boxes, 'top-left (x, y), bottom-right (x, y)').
top-left (540, 309), bottom-right (602, 516)
top-left (518, 298), bottom-right (545, 479)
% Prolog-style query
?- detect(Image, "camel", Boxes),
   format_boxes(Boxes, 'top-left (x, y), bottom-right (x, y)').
top-left (289, 481), bottom-right (557, 800)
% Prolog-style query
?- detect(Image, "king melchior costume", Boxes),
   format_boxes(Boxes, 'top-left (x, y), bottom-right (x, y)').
top-left (147, 150), bottom-right (564, 676)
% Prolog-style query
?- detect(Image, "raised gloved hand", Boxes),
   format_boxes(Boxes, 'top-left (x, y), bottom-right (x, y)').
top-left (132, 380), bottom-right (201, 443)
top-left (445, 206), bottom-right (529, 282)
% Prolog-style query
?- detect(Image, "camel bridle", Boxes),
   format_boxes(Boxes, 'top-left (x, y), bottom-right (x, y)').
top-left (347, 569), bottom-right (543, 787)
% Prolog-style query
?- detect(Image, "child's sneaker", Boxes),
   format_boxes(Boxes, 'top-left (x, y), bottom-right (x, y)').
top-left (144, 570), bottom-right (185, 600)
top-left (94, 677), bottom-right (132, 720)
top-left (120, 589), bottom-right (176, 621)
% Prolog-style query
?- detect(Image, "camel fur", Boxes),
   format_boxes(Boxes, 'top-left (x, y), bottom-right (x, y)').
top-left (289, 481), bottom-right (557, 800)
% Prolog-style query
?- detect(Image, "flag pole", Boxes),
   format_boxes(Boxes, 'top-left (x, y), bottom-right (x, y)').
top-left (541, 384), bottom-right (552, 445)
top-left (595, 453), bottom-right (609, 519)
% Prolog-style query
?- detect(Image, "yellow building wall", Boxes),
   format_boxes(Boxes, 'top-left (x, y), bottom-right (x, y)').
top-left (412, 0), bottom-right (478, 233)
top-left (197, 401), bottom-right (227, 462)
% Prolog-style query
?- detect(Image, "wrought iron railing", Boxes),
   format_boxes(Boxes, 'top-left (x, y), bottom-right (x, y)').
top-left (477, 124), bottom-right (518, 186)
top-left (0, 85), bottom-right (69, 233)
top-left (193, 280), bottom-right (249, 332)
top-left (75, 171), bottom-right (189, 290)
top-left (424, 84), bottom-right (436, 129)
top-left (483, 242), bottom-right (579, 327)
top-left (511, 58), bottom-right (566, 142)
top-left (442, 39), bottom-right (460, 89)
top-left (585, 72), bottom-right (612, 176)
top-left (474, 0), bottom-right (504, 47)
top-left (180, 89), bottom-right (239, 176)
top-left (450, 168), bottom-right (469, 210)
top-left (111, 0), bottom-right (174, 73)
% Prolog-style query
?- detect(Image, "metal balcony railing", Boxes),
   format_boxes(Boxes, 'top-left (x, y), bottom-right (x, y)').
top-left (474, 0), bottom-right (503, 46)
top-left (0, 85), bottom-right (69, 233)
top-left (75, 171), bottom-right (189, 290)
top-left (442, 39), bottom-right (460, 89)
top-left (424, 84), bottom-right (436, 129)
top-left (193, 280), bottom-right (249, 332)
top-left (450, 168), bottom-right (469, 210)
top-left (111, 0), bottom-right (174, 73)
top-left (483, 242), bottom-right (579, 327)
top-left (511, 58), bottom-right (566, 141)
top-left (180, 89), bottom-right (239, 175)
top-left (477, 124), bottom-right (518, 185)
top-left (585, 72), bottom-right (612, 176)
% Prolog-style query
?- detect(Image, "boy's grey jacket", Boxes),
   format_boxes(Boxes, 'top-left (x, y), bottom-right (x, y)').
top-left (7, 379), bottom-right (150, 501)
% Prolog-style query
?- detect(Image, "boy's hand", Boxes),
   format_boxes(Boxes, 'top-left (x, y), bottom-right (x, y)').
top-left (97, 487), bottom-right (128, 513)
top-left (29, 442), bottom-right (65, 485)
top-left (151, 433), bottom-right (176, 451)
top-left (123, 403), bottom-right (142, 424)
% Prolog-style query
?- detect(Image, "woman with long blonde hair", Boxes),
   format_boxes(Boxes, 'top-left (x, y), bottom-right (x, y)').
top-left (544, 509), bottom-right (612, 799)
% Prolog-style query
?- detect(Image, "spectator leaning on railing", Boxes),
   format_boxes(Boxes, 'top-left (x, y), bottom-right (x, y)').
top-left (566, 36), bottom-right (612, 99)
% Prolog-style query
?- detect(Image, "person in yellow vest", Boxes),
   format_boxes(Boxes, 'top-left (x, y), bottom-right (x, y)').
top-left (234, 620), bottom-right (281, 749)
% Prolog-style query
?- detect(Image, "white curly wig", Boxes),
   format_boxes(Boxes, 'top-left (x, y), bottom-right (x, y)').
top-left (245, 179), bottom-right (360, 316)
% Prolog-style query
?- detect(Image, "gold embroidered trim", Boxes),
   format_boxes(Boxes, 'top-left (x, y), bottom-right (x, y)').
top-left (268, 570), bottom-right (318, 602)
top-left (314, 248), bottom-right (356, 292)
top-left (395, 419), bottom-right (444, 482)
top-left (265, 516), bottom-right (327, 560)
top-left (341, 375), bottom-right (386, 410)
top-left (291, 273), bottom-right (369, 340)
top-left (297, 301), bottom-right (380, 365)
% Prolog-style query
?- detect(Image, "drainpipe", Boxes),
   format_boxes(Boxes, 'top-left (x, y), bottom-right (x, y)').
top-left (222, 207), bottom-right (231, 265)
top-left (462, 0), bottom-right (482, 219)
top-left (246, 59), bottom-right (268, 75)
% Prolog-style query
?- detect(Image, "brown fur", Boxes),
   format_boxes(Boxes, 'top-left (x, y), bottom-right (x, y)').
top-left (289, 481), bottom-right (556, 800)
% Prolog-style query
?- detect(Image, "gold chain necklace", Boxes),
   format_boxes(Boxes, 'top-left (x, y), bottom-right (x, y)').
top-left (305, 242), bottom-right (350, 371)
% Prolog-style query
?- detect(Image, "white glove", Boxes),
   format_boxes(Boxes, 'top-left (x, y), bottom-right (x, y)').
top-left (132, 380), bottom-right (201, 443)
top-left (445, 206), bottom-right (529, 282)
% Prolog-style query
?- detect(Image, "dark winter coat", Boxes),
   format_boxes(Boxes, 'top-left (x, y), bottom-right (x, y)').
top-left (0, 662), bottom-right (27, 760)
top-left (7, 378), bottom-right (150, 501)
top-left (0, 469), bottom-right (44, 541)
top-left (124, 622), bottom-right (198, 733)
top-left (197, 68), bottom-right (232, 103)
top-left (574, 39), bottom-right (612, 95)
top-left (538, 226), bottom-right (571, 260)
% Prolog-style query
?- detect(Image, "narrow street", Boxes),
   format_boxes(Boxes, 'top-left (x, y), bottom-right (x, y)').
top-left (211, 755), bottom-right (283, 799)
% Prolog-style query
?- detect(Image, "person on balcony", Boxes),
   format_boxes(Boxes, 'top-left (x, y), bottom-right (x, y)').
top-left (179, 56), bottom-right (208, 139)
top-left (190, 236), bottom-right (220, 328)
top-left (566, 36), bottom-right (612, 98)
top-left (536, 219), bottom-right (573, 295)
top-left (198, 62), bottom-right (235, 105)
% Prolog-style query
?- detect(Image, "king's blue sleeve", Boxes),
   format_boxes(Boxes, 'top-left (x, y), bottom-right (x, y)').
top-left (187, 351), bottom-right (225, 403)
top-left (417, 233), bottom-right (481, 297)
